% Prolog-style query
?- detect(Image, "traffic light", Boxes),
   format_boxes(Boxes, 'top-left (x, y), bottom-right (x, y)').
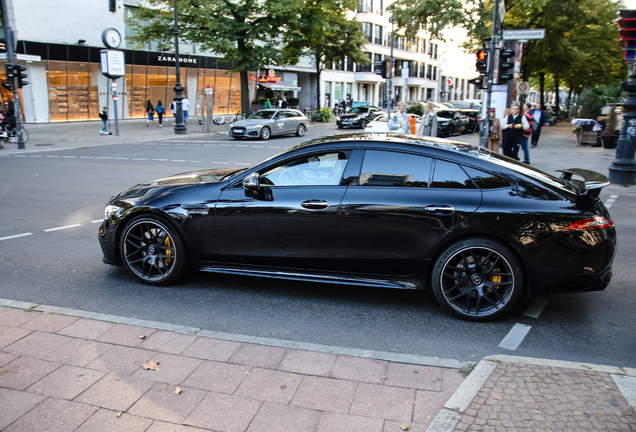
top-left (468, 75), bottom-right (486, 89)
top-left (16, 65), bottom-right (28, 88)
top-left (3, 63), bottom-right (15, 91)
top-left (379, 59), bottom-right (391, 79)
top-left (374, 62), bottom-right (383, 75)
top-left (476, 49), bottom-right (488, 73)
top-left (497, 49), bottom-right (515, 84)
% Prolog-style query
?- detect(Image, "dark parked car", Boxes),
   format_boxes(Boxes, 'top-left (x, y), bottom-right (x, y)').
top-left (336, 106), bottom-right (383, 129)
top-left (436, 109), bottom-right (469, 137)
top-left (99, 134), bottom-right (616, 321)
top-left (461, 109), bottom-right (481, 133)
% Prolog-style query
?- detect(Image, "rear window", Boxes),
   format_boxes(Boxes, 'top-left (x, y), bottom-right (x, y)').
top-left (463, 166), bottom-right (512, 189)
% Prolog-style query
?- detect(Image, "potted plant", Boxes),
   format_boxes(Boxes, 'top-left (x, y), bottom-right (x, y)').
top-left (602, 104), bottom-right (618, 149)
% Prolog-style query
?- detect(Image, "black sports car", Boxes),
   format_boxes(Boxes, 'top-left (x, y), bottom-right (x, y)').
top-left (99, 134), bottom-right (616, 321)
top-left (336, 106), bottom-right (383, 129)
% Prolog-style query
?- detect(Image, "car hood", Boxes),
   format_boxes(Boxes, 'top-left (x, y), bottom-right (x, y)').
top-left (231, 119), bottom-right (272, 126)
top-left (437, 116), bottom-right (453, 122)
top-left (340, 113), bottom-right (364, 119)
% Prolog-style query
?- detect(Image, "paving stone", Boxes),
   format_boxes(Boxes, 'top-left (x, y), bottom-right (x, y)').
top-left (26, 365), bottom-right (106, 399)
top-left (3, 331), bottom-right (72, 359)
top-left (349, 382), bottom-right (415, 422)
top-left (181, 337), bottom-right (241, 362)
top-left (43, 338), bottom-right (114, 368)
top-left (86, 345), bottom-right (155, 376)
top-left (146, 421), bottom-right (211, 432)
top-left (0, 357), bottom-right (61, 390)
top-left (246, 402), bottom-right (321, 432)
top-left (74, 372), bottom-right (156, 411)
top-left (154, 334), bottom-right (199, 355)
top-left (20, 313), bottom-right (78, 333)
top-left (382, 420), bottom-right (429, 432)
top-left (0, 351), bottom-right (19, 367)
top-left (75, 408), bottom-right (154, 432)
top-left (128, 382), bottom-right (207, 424)
top-left (96, 323), bottom-right (157, 347)
top-left (3, 397), bottom-right (98, 432)
top-left (385, 362), bottom-right (443, 391)
top-left (228, 343), bottom-right (289, 369)
top-left (235, 367), bottom-right (304, 404)
top-left (329, 355), bottom-right (389, 385)
top-left (181, 360), bottom-right (250, 394)
top-left (184, 391), bottom-right (263, 432)
top-left (137, 329), bottom-right (181, 351)
top-left (290, 375), bottom-right (358, 413)
top-left (412, 389), bottom-right (454, 425)
top-left (277, 349), bottom-right (337, 376)
top-left (0, 387), bottom-right (47, 430)
top-left (0, 309), bottom-right (40, 327)
top-left (131, 352), bottom-right (203, 385)
top-left (0, 325), bottom-right (32, 349)
top-left (315, 411), bottom-right (384, 432)
top-left (57, 318), bottom-right (115, 340)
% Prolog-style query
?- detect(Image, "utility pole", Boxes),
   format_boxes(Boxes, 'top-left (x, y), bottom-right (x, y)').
top-left (480, 0), bottom-right (500, 148)
top-left (172, 0), bottom-right (186, 134)
top-left (387, 5), bottom-right (395, 116)
top-left (1, 0), bottom-right (25, 149)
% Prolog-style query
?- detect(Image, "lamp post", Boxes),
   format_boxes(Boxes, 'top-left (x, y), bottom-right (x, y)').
top-left (172, 0), bottom-right (186, 134)
top-left (609, 10), bottom-right (636, 185)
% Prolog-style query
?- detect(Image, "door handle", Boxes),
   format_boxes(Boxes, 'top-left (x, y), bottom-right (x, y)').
top-left (424, 205), bottom-right (455, 214)
top-left (301, 200), bottom-right (329, 210)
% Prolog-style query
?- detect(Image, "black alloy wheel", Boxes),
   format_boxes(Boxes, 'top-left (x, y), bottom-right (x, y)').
top-left (296, 124), bottom-right (306, 137)
top-left (120, 216), bottom-right (188, 285)
top-left (432, 239), bottom-right (523, 321)
top-left (447, 125), bottom-right (455, 137)
top-left (260, 126), bottom-right (271, 140)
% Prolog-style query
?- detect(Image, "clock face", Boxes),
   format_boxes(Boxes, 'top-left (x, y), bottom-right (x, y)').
top-left (102, 28), bottom-right (122, 49)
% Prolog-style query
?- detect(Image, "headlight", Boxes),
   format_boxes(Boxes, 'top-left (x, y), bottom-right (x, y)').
top-left (440, 122), bottom-right (449, 126)
top-left (245, 125), bottom-right (260, 129)
top-left (104, 204), bottom-right (121, 220)
top-left (229, 123), bottom-right (233, 128)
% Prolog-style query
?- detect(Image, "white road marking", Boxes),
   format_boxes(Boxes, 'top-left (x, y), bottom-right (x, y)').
top-left (210, 162), bottom-right (229, 164)
top-left (499, 323), bottom-right (532, 350)
top-left (46, 155), bottom-right (59, 158)
top-left (14, 155), bottom-right (26, 157)
top-left (91, 219), bottom-right (103, 223)
top-left (606, 204), bottom-right (612, 209)
top-left (268, 146), bottom-right (281, 149)
top-left (113, 157), bottom-right (130, 160)
top-left (190, 161), bottom-right (206, 163)
top-left (235, 163), bottom-right (251, 165)
top-left (251, 145), bottom-right (264, 148)
top-left (43, 224), bottom-right (81, 232)
top-left (0, 232), bottom-right (33, 241)
top-left (97, 157), bottom-right (112, 159)
top-left (610, 194), bottom-right (618, 199)
top-left (132, 158), bottom-right (148, 160)
top-left (62, 156), bottom-right (76, 158)
top-left (174, 144), bottom-right (185, 146)
top-left (29, 155), bottom-right (43, 158)
top-left (79, 156), bottom-right (94, 159)
top-left (606, 198), bottom-right (616, 203)
top-left (203, 144), bottom-right (216, 146)
top-left (524, 298), bottom-right (549, 318)
top-left (143, 143), bottom-right (157, 145)
top-left (218, 144), bottom-right (232, 147)
top-left (152, 159), bottom-right (168, 161)
top-left (159, 143), bottom-right (171, 146)
top-left (235, 145), bottom-right (247, 147)
top-left (171, 160), bottom-right (187, 162)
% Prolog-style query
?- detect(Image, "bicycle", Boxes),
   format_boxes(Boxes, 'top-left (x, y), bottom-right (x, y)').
top-left (1, 125), bottom-right (29, 145)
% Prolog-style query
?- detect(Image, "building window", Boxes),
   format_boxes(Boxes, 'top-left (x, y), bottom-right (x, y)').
top-left (358, 0), bottom-right (368, 13)
top-left (434, 44), bottom-right (438, 59)
top-left (357, 52), bottom-right (373, 72)
top-left (374, 25), bottom-right (383, 45)
top-left (420, 62), bottom-right (426, 78)
top-left (433, 66), bottom-right (437, 80)
top-left (409, 61), bottom-right (418, 77)
top-left (347, 56), bottom-right (355, 72)
top-left (421, 39), bottom-right (426, 54)
top-left (427, 64), bottom-right (432, 79)
top-left (362, 23), bottom-right (373, 43)
top-left (47, 61), bottom-right (99, 122)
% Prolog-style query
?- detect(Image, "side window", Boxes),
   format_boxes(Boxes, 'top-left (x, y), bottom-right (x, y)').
top-left (431, 160), bottom-right (477, 189)
top-left (360, 150), bottom-right (432, 187)
top-left (260, 152), bottom-right (348, 186)
top-left (462, 166), bottom-right (512, 189)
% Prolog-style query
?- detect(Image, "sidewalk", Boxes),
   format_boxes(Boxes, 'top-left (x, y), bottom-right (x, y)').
top-left (1, 121), bottom-right (635, 431)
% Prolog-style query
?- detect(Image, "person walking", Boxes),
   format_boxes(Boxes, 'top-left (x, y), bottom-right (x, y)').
top-left (518, 102), bottom-right (535, 164)
top-left (281, 96), bottom-right (288, 109)
top-left (169, 98), bottom-right (177, 124)
top-left (99, 106), bottom-right (108, 134)
top-left (488, 108), bottom-right (502, 152)
top-left (155, 101), bottom-right (165, 127)
top-left (181, 96), bottom-right (190, 124)
top-left (419, 102), bottom-right (438, 137)
top-left (529, 103), bottom-right (548, 147)
top-left (264, 98), bottom-right (271, 109)
top-left (146, 100), bottom-right (155, 127)
top-left (394, 101), bottom-right (410, 134)
top-left (502, 104), bottom-right (528, 160)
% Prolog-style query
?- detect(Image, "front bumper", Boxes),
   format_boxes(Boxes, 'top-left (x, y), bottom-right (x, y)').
top-left (230, 127), bottom-right (261, 138)
top-left (98, 220), bottom-right (120, 266)
top-left (337, 118), bottom-right (363, 128)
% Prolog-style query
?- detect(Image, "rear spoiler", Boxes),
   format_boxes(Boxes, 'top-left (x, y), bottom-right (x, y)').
top-left (556, 168), bottom-right (610, 202)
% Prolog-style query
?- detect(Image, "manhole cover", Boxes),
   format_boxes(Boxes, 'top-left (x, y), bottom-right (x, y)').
top-left (35, 143), bottom-right (55, 146)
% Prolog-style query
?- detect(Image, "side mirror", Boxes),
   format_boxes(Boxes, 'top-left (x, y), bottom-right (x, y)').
top-left (243, 172), bottom-right (260, 198)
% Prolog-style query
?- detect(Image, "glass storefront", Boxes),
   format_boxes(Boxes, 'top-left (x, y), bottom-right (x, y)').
top-left (47, 61), bottom-right (99, 121)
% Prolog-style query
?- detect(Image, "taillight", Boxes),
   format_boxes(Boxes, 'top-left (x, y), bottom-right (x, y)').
top-left (565, 215), bottom-right (614, 230)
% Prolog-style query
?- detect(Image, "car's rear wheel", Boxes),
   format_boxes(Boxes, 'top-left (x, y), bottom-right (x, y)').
top-left (260, 126), bottom-right (271, 140)
top-left (431, 239), bottom-right (523, 321)
top-left (296, 124), bottom-right (306, 137)
top-left (119, 215), bottom-right (188, 285)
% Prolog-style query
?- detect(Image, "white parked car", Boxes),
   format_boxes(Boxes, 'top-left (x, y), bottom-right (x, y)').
top-left (364, 113), bottom-right (422, 133)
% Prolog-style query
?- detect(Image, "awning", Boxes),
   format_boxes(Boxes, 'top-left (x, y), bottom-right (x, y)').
top-left (259, 82), bottom-right (302, 92)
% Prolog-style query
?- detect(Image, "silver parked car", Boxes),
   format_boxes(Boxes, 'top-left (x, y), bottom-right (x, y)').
top-left (229, 109), bottom-right (309, 140)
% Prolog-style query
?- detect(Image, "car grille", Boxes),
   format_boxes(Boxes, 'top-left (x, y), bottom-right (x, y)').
top-left (231, 127), bottom-right (246, 135)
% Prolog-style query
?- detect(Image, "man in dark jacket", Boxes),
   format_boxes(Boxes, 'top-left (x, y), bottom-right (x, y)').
top-left (529, 103), bottom-right (548, 147)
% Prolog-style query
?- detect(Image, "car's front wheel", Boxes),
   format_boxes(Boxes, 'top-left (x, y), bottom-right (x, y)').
top-left (296, 124), bottom-right (306, 137)
top-left (359, 119), bottom-right (367, 129)
top-left (431, 238), bottom-right (523, 321)
top-left (260, 126), bottom-right (271, 140)
top-left (119, 215), bottom-right (188, 285)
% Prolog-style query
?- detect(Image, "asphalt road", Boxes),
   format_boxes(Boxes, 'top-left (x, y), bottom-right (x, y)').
top-left (1, 125), bottom-right (635, 369)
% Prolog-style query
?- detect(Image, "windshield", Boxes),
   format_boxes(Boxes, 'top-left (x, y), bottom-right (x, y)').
top-left (437, 111), bottom-right (456, 118)
top-left (349, 107), bottom-right (369, 114)
top-left (249, 110), bottom-right (276, 120)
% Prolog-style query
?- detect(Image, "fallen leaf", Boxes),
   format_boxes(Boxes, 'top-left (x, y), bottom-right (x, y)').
top-left (428, 415), bottom-right (432, 419)
top-left (142, 360), bottom-right (160, 371)
top-left (405, 401), bottom-right (408, 405)
top-left (245, 371), bottom-right (250, 375)
top-left (279, 384), bottom-right (287, 390)
top-left (116, 412), bottom-right (123, 418)
top-left (175, 387), bottom-right (182, 394)
top-left (400, 423), bottom-right (411, 431)
top-left (139, 334), bottom-right (146, 339)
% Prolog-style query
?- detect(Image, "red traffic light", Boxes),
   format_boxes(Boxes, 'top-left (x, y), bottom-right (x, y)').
top-left (477, 50), bottom-right (487, 60)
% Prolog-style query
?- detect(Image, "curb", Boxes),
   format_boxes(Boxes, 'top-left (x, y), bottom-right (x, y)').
top-left (426, 354), bottom-right (636, 432)
top-left (0, 297), bottom-right (473, 372)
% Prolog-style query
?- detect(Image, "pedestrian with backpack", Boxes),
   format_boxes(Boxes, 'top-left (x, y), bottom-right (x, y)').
top-left (99, 106), bottom-right (109, 134)
top-left (155, 101), bottom-right (165, 127)
top-left (146, 100), bottom-right (155, 127)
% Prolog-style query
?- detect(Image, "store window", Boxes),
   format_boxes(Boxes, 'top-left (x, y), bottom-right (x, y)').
top-left (128, 65), bottom-right (148, 118)
top-left (48, 61), bottom-right (68, 122)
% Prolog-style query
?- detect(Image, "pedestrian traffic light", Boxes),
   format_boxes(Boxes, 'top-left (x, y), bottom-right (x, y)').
top-left (375, 62), bottom-right (383, 75)
top-left (497, 49), bottom-right (515, 84)
top-left (476, 49), bottom-right (488, 73)
top-left (468, 75), bottom-right (486, 89)
top-left (16, 65), bottom-right (28, 88)
top-left (3, 64), bottom-right (15, 91)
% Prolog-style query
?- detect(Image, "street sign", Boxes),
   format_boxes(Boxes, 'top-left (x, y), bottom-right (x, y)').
top-left (502, 29), bottom-right (545, 40)
top-left (517, 81), bottom-right (530, 94)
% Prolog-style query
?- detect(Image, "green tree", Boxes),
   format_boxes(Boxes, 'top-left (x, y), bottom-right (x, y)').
top-left (280, 0), bottom-right (369, 109)
top-left (126, 0), bottom-right (295, 115)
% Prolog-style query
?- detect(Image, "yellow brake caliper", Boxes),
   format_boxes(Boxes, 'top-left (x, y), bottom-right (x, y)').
top-left (491, 268), bottom-right (501, 289)
top-left (164, 236), bottom-right (173, 266)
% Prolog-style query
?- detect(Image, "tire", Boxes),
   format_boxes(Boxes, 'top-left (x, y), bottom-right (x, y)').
top-left (296, 124), bottom-right (306, 137)
top-left (431, 238), bottom-right (523, 321)
top-left (359, 119), bottom-right (367, 129)
top-left (9, 128), bottom-right (28, 143)
top-left (447, 125), bottom-right (455, 137)
top-left (260, 126), bottom-right (271, 140)
top-left (119, 215), bottom-right (188, 285)
top-left (337, 125), bottom-right (344, 129)
top-left (233, 136), bottom-right (243, 140)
